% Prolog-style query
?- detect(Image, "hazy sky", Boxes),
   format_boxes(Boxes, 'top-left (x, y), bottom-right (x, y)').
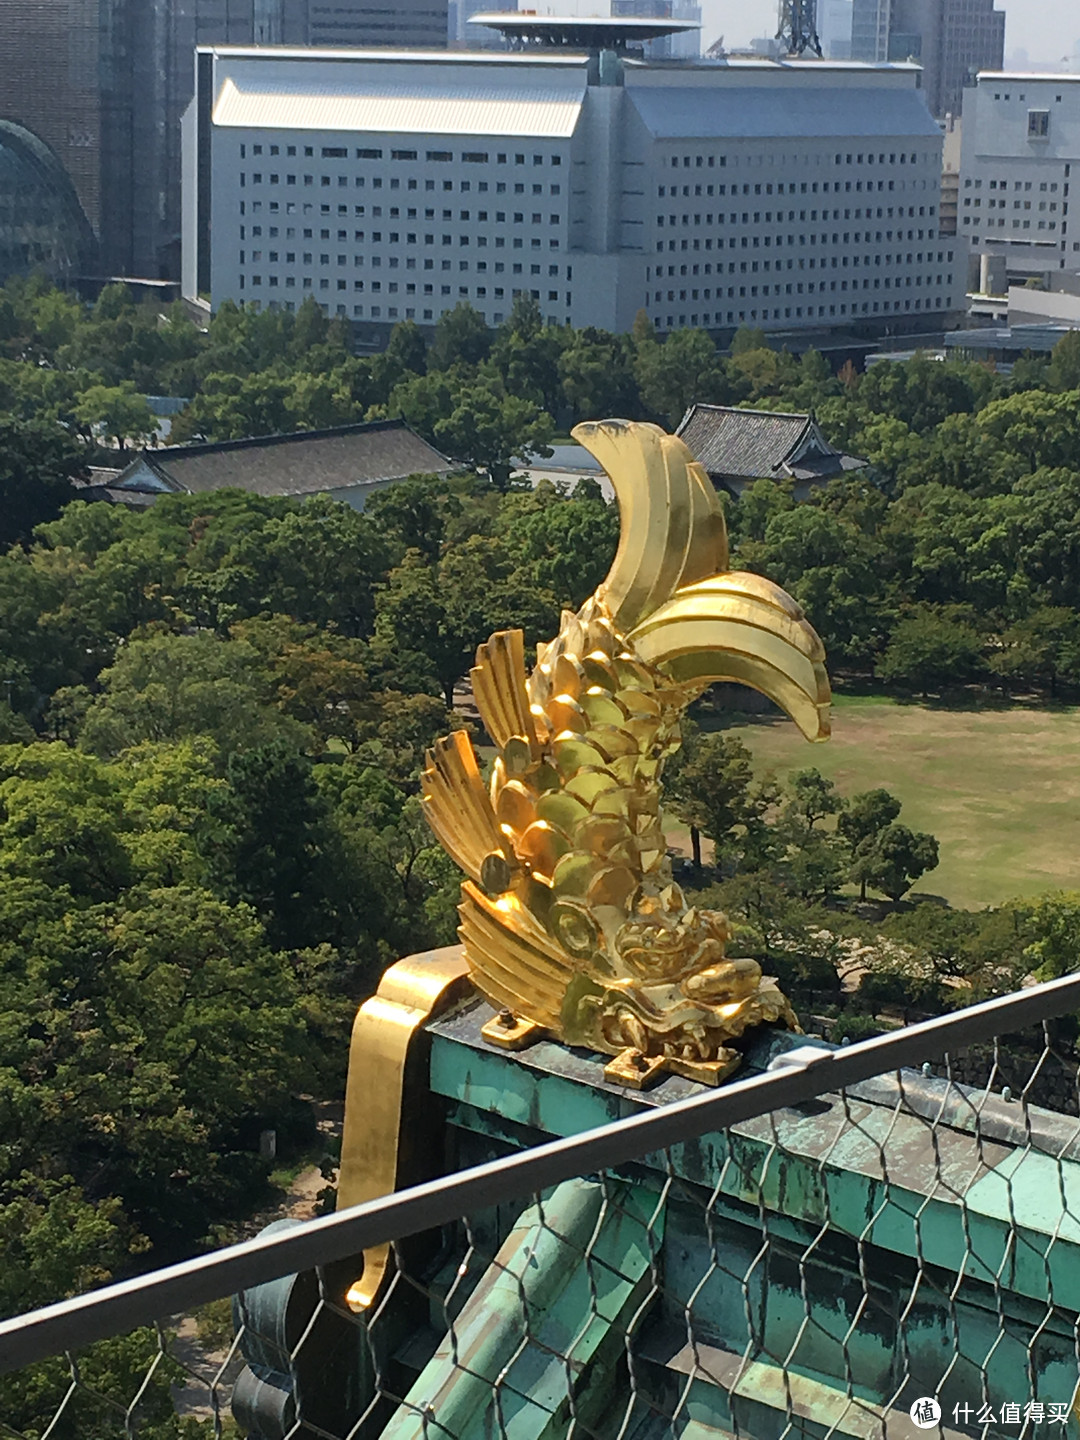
top-left (699, 0), bottom-right (1080, 62)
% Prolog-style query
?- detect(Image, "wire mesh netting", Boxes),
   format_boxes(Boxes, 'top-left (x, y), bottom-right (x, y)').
top-left (3, 1016), bottom-right (1080, 1440)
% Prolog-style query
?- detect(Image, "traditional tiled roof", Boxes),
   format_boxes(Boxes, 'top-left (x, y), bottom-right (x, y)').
top-left (110, 419), bottom-right (452, 501)
top-left (677, 405), bottom-right (866, 486)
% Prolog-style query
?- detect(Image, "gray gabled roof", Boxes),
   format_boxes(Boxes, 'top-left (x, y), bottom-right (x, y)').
top-left (677, 404), bottom-right (867, 485)
top-left (112, 419), bottom-right (452, 500)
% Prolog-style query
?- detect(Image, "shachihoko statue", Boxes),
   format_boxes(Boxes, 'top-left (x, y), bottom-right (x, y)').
top-left (422, 419), bottom-right (831, 1088)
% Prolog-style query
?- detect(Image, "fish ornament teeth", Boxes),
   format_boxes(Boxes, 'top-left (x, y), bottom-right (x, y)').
top-left (421, 420), bottom-right (830, 1087)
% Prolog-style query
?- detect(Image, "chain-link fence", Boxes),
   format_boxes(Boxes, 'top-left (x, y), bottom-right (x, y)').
top-left (4, 976), bottom-right (1080, 1440)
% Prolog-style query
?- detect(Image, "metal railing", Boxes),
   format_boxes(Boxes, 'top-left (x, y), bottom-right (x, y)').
top-left (3, 973), bottom-right (1080, 1439)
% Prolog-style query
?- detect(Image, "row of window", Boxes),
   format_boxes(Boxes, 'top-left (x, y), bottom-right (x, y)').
top-left (243, 236), bottom-right (562, 260)
top-left (241, 172), bottom-right (563, 196)
top-left (654, 228), bottom-right (938, 254)
top-left (650, 273), bottom-right (947, 302)
top-left (989, 91), bottom-right (1065, 103)
top-left (965, 198), bottom-right (1060, 212)
top-left (241, 143), bottom-right (562, 166)
top-left (244, 291), bottom-right (939, 331)
top-left (645, 251), bottom-right (950, 280)
top-left (659, 180), bottom-right (932, 200)
top-left (243, 258), bottom-right (567, 275)
top-left (964, 217), bottom-right (1060, 231)
top-left (965, 177), bottom-right (1064, 192)
top-left (244, 206), bottom-right (557, 238)
top-left (243, 229), bottom-right (948, 267)
top-left (241, 258), bottom-right (569, 288)
top-left (665, 150), bottom-right (931, 169)
top-left (248, 298), bottom-right (564, 327)
top-left (657, 207), bottom-right (935, 228)
top-left (653, 296), bottom-right (944, 329)
top-left (245, 275), bottom-right (571, 299)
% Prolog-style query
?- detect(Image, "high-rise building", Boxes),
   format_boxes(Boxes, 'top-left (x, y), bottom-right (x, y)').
top-left (183, 30), bottom-right (962, 341)
top-left (610, 0), bottom-right (701, 60)
top-left (0, 0), bottom-right (109, 263)
top-left (0, 0), bottom-right (450, 283)
top-left (959, 72), bottom-right (1080, 285)
top-left (818, 0), bottom-right (853, 59)
top-left (850, 0), bottom-right (1004, 118)
top-left (851, 0), bottom-right (890, 65)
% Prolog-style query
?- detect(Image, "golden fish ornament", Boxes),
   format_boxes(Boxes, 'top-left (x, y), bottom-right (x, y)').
top-left (421, 420), bottom-right (830, 1087)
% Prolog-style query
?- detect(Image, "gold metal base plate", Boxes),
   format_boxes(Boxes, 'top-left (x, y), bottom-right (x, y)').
top-left (665, 1048), bottom-right (742, 1087)
top-left (603, 1048), bottom-right (668, 1090)
top-left (480, 1012), bottom-right (548, 1050)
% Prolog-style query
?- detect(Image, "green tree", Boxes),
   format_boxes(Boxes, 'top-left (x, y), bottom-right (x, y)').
top-left (664, 727), bottom-right (766, 870)
top-left (746, 502), bottom-right (888, 667)
top-left (850, 822), bottom-right (939, 902)
top-left (1046, 330), bottom-right (1080, 392)
top-left (385, 318), bottom-right (428, 376)
top-left (730, 325), bottom-right (768, 355)
top-left (976, 389), bottom-right (1080, 472)
top-left (1009, 891), bottom-right (1080, 980)
top-left (0, 415), bottom-right (86, 547)
top-left (434, 379), bottom-right (554, 490)
top-left (428, 301), bottom-right (492, 371)
top-left (634, 328), bottom-right (730, 427)
top-left (876, 605), bottom-right (985, 693)
top-left (73, 383), bottom-right (160, 453)
top-left (374, 548), bottom-right (480, 708)
top-left (838, 788), bottom-right (901, 902)
top-left (496, 478), bottom-right (618, 610)
top-left (364, 472), bottom-right (462, 565)
top-left (79, 632), bottom-right (309, 761)
top-left (990, 606), bottom-right (1080, 695)
top-left (767, 768), bottom-right (848, 901)
top-left (558, 328), bottom-right (639, 423)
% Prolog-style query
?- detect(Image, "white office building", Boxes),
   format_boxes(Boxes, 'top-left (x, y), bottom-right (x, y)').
top-left (959, 73), bottom-right (1080, 286)
top-left (182, 25), bottom-right (962, 339)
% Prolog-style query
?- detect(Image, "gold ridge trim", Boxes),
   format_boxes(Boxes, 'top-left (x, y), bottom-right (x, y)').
top-left (337, 946), bottom-right (473, 1311)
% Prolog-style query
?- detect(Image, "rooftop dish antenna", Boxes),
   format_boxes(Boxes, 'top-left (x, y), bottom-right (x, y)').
top-left (776, 0), bottom-right (821, 56)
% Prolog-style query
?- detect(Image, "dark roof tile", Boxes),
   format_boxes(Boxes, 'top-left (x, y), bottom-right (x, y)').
top-left (115, 419), bottom-right (451, 499)
top-left (677, 404), bottom-right (865, 485)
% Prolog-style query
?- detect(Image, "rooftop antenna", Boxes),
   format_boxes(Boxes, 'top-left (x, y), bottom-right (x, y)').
top-left (776, 0), bottom-right (821, 56)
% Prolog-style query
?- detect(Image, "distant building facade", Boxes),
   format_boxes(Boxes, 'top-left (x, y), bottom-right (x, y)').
top-left (851, 0), bottom-right (1004, 118)
top-left (959, 73), bottom-right (1080, 285)
top-left (0, 120), bottom-right (98, 284)
top-left (0, 0), bottom-right (449, 283)
top-left (610, 0), bottom-right (702, 60)
top-left (818, 0), bottom-right (853, 60)
top-left (184, 39), bottom-right (962, 342)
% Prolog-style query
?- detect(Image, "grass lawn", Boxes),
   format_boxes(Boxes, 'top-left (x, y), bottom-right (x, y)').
top-left (716, 697), bottom-right (1080, 910)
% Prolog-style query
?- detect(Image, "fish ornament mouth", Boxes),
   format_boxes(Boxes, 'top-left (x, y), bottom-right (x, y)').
top-left (422, 419), bottom-right (831, 1088)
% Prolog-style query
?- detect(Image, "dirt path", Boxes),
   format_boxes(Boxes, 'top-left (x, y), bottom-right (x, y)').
top-left (170, 1099), bottom-right (344, 1419)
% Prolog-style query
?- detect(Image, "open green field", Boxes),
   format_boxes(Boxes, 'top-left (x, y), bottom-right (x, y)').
top-left (718, 697), bottom-right (1080, 910)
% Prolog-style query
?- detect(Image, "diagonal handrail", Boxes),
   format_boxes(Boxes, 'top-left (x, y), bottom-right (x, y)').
top-left (2, 971), bottom-right (1079, 1375)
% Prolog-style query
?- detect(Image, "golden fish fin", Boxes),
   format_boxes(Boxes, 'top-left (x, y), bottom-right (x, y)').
top-left (471, 628), bottom-right (539, 753)
top-left (628, 573), bottom-right (831, 742)
top-left (571, 419), bottom-right (728, 632)
top-left (421, 730), bottom-right (504, 883)
top-left (459, 882), bottom-right (570, 1032)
